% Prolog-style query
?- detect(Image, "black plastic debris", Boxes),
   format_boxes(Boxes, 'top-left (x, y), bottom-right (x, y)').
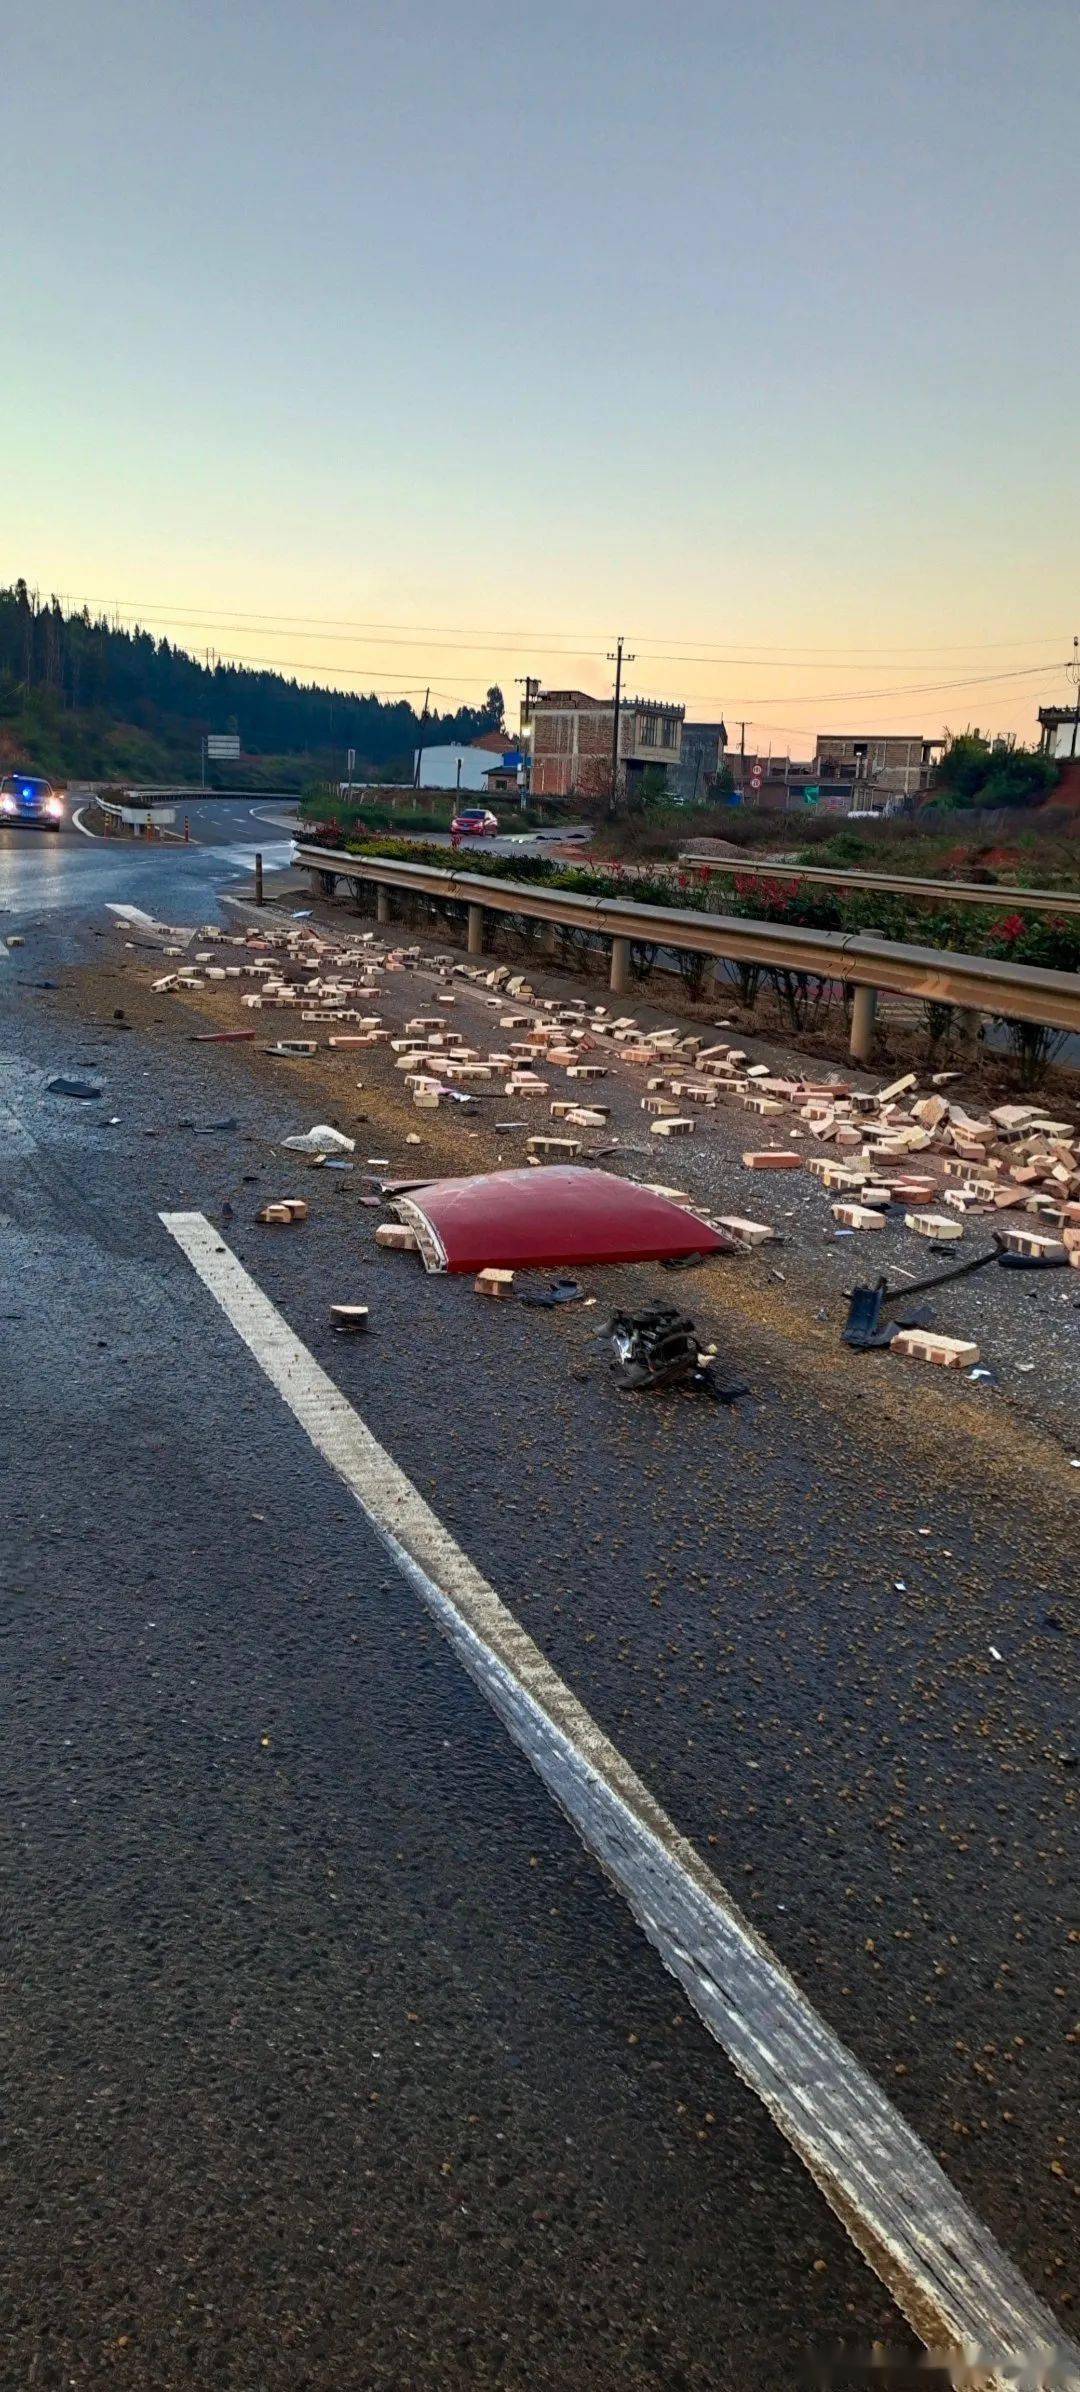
top-left (842, 1283), bottom-right (937, 1351)
top-left (842, 1280), bottom-right (892, 1350)
top-left (519, 1278), bottom-right (586, 1309)
top-left (842, 1242), bottom-right (1005, 1348)
top-left (998, 1250), bottom-right (1069, 1271)
top-left (45, 1077), bottom-right (103, 1100)
top-left (605, 1303), bottom-right (745, 1401)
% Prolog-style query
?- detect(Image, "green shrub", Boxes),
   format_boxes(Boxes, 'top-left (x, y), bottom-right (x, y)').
top-left (325, 832), bottom-right (1080, 977)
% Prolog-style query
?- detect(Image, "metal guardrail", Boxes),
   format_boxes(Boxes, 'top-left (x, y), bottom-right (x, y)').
top-left (293, 844), bottom-right (1080, 1060)
top-left (677, 852), bottom-right (1080, 919)
top-left (89, 794), bottom-right (179, 837)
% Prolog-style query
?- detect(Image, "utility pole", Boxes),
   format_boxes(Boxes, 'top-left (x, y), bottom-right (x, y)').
top-left (413, 686), bottom-right (430, 790)
top-left (1069, 636), bottom-right (1080, 761)
top-left (606, 636), bottom-right (635, 818)
top-left (515, 677), bottom-right (540, 812)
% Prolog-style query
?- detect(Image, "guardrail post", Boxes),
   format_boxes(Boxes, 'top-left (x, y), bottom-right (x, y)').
top-left (467, 902), bottom-right (485, 956)
top-left (849, 982), bottom-right (877, 1064)
top-left (957, 1005), bottom-right (981, 1053)
top-left (610, 934), bottom-right (631, 995)
top-left (539, 919), bottom-right (558, 957)
top-left (376, 885), bottom-right (391, 925)
top-left (254, 851), bottom-right (264, 907)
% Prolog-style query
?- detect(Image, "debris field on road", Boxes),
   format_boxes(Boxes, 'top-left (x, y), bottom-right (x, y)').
top-left (130, 906), bottom-right (1080, 1395)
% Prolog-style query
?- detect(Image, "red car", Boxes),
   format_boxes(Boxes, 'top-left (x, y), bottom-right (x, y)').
top-left (451, 807), bottom-right (499, 838)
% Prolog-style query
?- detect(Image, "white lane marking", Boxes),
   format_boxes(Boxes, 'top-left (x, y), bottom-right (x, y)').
top-left (206, 842), bottom-right (296, 872)
top-left (160, 1210), bottom-right (1075, 2384)
top-left (106, 904), bottom-right (198, 941)
top-left (252, 805), bottom-right (301, 829)
top-left (71, 806), bottom-right (98, 838)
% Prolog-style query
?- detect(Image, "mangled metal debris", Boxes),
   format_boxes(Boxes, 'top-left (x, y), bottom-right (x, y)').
top-left (605, 1304), bottom-right (747, 1401)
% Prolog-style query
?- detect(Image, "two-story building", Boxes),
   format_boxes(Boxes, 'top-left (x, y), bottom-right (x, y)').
top-left (528, 689), bottom-right (684, 801)
top-left (813, 732), bottom-right (941, 800)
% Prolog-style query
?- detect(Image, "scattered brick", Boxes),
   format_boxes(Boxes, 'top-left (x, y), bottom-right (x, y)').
top-left (330, 1304), bottom-right (369, 1332)
top-left (904, 1212), bottom-right (964, 1240)
top-left (715, 1215), bottom-right (776, 1246)
top-left (995, 1225), bottom-right (1068, 1260)
top-left (475, 1268), bottom-right (515, 1298)
top-left (893, 1330), bottom-right (981, 1369)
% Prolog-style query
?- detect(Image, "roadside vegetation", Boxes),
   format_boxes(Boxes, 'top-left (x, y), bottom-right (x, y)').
top-left (589, 736), bottom-right (1078, 883)
top-left (0, 578), bottom-right (505, 785)
top-left (591, 798), bottom-right (1080, 887)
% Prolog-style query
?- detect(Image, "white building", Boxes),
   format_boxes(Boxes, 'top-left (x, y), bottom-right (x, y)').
top-left (1037, 706), bottom-right (1080, 762)
top-left (412, 741), bottom-right (510, 792)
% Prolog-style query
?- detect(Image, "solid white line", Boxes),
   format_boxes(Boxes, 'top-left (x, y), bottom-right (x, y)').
top-left (71, 806), bottom-right (98, 838)
top-left (160, 1209), bottom-right (1074, 2386)
top-left (205, 842), bottom-right (296, 871)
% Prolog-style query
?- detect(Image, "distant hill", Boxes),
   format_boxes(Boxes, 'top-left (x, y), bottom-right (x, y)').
top-left (0, 580), bottom-right (503, 787)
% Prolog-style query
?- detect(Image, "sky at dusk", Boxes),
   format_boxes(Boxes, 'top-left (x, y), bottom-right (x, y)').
top-left (4, 0), bottom-right (1078, 749)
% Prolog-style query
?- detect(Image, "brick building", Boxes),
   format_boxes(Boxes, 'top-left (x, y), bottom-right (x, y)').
top-left (813, 732), bottom-right (941, 799)
top-left (529, 689), bottom-right (684, 801)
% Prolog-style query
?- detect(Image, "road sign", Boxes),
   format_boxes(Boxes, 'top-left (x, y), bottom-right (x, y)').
top-left (803, 784), bottom-right (820, 805)
top-left (206, 733), bottom-right (240, 760)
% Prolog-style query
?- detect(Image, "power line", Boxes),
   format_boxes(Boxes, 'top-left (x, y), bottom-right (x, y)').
top-left (150, 641), bottom-right (494, 692)
top-left (60, 595), bottom-right (1070, 696)
top-left (33, 586), bottom-right (1070, 723)
top-left (60, 588), bottom-right (1069, 664)
top-left (628, 660), bottom-right (1066, 709)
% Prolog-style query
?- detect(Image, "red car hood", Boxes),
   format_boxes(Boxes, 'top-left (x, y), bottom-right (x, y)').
top-left (390, 1165), bottom-right (732, 1274)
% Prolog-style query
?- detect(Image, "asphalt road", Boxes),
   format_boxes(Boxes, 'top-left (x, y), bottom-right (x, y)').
top-left (417, 822), bottom-right (593, 858)
top-left (0, 798), bottom-right (298, 934)
top-left (1, 825), bottom-right (1076, 2391)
